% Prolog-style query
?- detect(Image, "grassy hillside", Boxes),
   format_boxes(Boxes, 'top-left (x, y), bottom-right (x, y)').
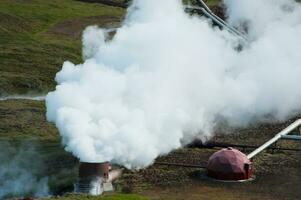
top-left (0, 100), bottom-right (58, 140)
top-left (0, 0), bottom-right (222, 141)
top-left (0, 0), bottom-right (224, 96)
top-left (0, 1), bottom-right (300, 200)
top-left (0, 0), bottom-right (124, 95)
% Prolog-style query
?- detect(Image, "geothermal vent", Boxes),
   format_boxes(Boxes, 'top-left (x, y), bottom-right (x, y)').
top-left (75, 162), bottom-right (121, 195)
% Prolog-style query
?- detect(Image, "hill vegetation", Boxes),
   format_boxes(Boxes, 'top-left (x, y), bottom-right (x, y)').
top-left (0, 0), bottom-right (124, 95)
top-left (0, 0), bottom-right (223, 96)
top-left (0, 0), bottom-right (221, 141)
top-left (1, 1), bottom-right (301, 200)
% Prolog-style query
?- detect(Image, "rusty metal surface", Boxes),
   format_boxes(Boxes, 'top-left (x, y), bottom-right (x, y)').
top-left (207, 147), bottom-right (252, 181)
top-left (79, 162), bottom-right (110, 180)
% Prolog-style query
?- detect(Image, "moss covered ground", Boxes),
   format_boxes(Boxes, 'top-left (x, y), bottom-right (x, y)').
top-left (2, 0), bottom-right (301, 200)
top-left (0, 0), bottom-right (124, 95)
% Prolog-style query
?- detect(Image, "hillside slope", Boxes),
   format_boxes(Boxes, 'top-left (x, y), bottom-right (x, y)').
top-left (0, 0), bottom-right (124, 95)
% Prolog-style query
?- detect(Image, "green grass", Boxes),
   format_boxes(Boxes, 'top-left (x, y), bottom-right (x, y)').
top-left (0, 0), bottom-right (124, 95)
top-left (0, 0), bottom-right (223, 95)
top-left (0, 100), bottom-right (59, 140)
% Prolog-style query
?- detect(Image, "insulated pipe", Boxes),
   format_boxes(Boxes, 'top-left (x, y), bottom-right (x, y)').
top-left (187, 141), bottom-right (301, 152)
top-left (195, 0), bottom-right (248, 41)
top-left (155, 162), bottom-right (207, 169)
top-left (196, 0), bottom-right (243, 36)
top-left (185, 5), bottom-right (248, 42)
top-left (196, 0), bottom-right (212, 13)
top-left (281, 135), bottom-right (301, 140)
top-left (247, 119), bottom-right (301, 159)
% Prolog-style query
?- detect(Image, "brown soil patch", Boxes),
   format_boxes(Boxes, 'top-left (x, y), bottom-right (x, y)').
top-left (76, 0), bottom-right (128, 8)
top-left (116, 117), bottom-right (301, 200)
top-left (211, 5), bottom-right (226, 20)
top-left (47, 16), bottom-right (122, 38)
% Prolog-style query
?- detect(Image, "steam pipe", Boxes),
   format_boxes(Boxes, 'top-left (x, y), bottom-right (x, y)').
top-left (187, 141), bottom-right (301, 152)
top-left (197, 0), bottom-right (234, 31)
top-left (190, 0), bottom-right (248, 42)
top-left (195, 0), bottom-right (212, 13)
top-left (185, 6), bottom-right (248, 42)
top-left (247, 119), bottom-right (301, 159)
top-left (281, 135), bottom-right (301, 140)
top-left (196, 0), bottom-right (241, 35)
top-left (155, 162), bottom-right (207, 169)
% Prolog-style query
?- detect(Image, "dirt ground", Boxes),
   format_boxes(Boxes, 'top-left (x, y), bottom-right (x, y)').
top-left (1, 1), bottom-right (300, 199)
top-left (115, 118), bottom-right (301, 200)
top-left (76, 0), bottom-right (128, 8)
top-left (1, 99), bottom-right (300, 199)
top-left (47, 16), bottom-right (122, 39)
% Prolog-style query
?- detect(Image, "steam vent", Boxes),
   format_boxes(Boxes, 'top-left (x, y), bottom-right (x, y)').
top-left (207, 147), bottom-right (252, 181)
top-left (75, 162), bottom-right (118, 195)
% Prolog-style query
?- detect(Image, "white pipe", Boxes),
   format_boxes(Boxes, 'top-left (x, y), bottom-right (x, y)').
top-left (247, 119), bottom-right (301, 159)
top-left (195, 0), bottom-right (211, 13)
top-left (185, 5), bottom-right (248, 42)
top-left (196, 0), bottom-right (244, 37)
top-left (196, 0), bottom-right (248, 39)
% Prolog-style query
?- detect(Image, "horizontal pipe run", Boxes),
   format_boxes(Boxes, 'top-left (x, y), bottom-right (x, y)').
top-left (281, 135), bottom-right (301, 140)
top-left (247, 119), bottom-right (301, 159)
top-left (154, 162), bottom-right (207, 169)
top-left (190, 141), bottom-right (301, 152)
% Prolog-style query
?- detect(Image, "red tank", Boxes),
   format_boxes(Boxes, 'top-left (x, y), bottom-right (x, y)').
top-left (207, 147), bottom-right (252, 181)
top-left (79, 162), bottom-right (110, 181)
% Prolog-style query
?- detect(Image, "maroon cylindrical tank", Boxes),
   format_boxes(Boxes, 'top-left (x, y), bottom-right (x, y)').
top-left (207, 147), bottom-right (252, 181)
top-left (76, 162), bottom-right (110, 194)
top-left (79, 162), bottom-right (110, 181)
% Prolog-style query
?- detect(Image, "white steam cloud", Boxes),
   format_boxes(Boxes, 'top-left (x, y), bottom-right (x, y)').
top-left (0, 142), bottom-right (49, 199)
top-left (46, 0), bottom-right (301, 168)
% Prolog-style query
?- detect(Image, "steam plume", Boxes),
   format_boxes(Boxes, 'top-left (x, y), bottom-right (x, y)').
top-left (46, 0), bottom-right (301, 168)
top-left (0, 141), bottom-right (49, 198)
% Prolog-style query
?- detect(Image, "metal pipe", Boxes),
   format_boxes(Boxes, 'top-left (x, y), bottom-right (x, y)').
top-left (196, 0), bottom-right (212, 13)
top-left (185, 5), bottom-right (248, 42)
top-left (281, 135), bottom-right (301, 141)
top-left (195, 0), bottom-right (248, 41)
top-left (188, 141), bottom-right (301, 152)
top-left (196, 0), bottom-right (244, 37)
top-left (247, 119), bottom-right (301, 159)
top-left (154, 162), bottom-right (207, 169)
